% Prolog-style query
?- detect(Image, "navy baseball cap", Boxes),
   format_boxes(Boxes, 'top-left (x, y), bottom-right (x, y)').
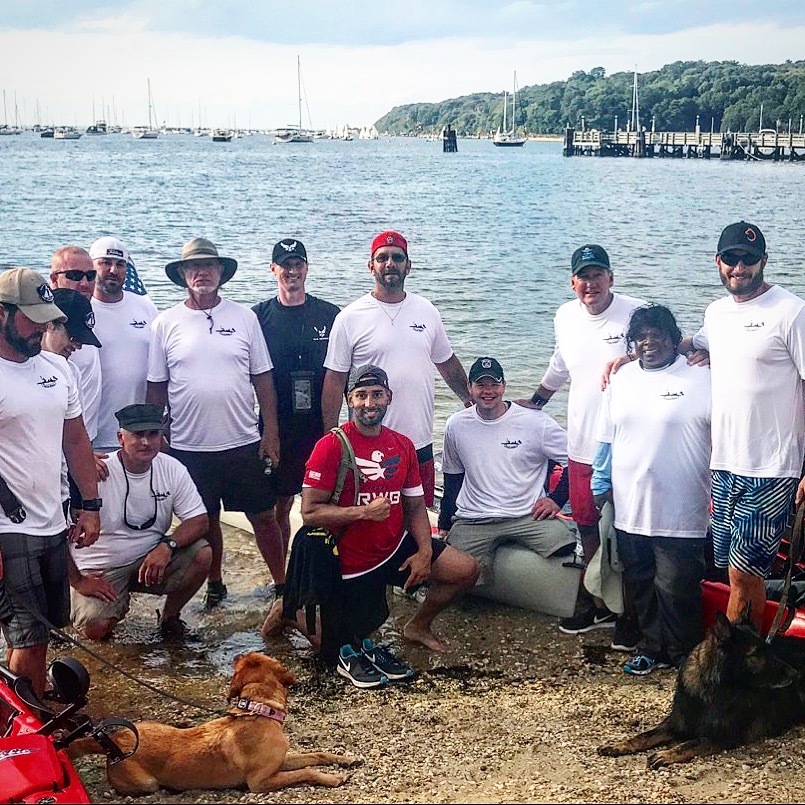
top-left (571, 244), bottom-right (611, 275)
top-left (469, 357), bottom-right (505, 383)
top-left (272, 239), bottom-right (308, 265)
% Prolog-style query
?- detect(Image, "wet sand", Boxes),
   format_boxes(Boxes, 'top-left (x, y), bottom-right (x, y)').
top-left (44, 523), bottom-right (805, 802)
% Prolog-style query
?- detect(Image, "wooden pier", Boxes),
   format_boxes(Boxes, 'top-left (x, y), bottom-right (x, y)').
top-left (564, 127), bottom-right (805, 161)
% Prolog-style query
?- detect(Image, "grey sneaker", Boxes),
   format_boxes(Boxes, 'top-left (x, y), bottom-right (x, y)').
top-left (336, 645), bottom-right (388, 689)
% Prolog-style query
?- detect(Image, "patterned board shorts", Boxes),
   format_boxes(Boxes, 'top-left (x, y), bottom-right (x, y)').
top-left (0, 531), bottom-right (70, 648)
top-left (710, 470), bottom-right (799, 578)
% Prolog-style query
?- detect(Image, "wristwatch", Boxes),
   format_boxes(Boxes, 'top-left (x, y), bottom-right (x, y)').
top-left (530, 392), bottom-right (550, 408)
top-left (159, 537), bottom-right (179, 555)
top-left (80, 498), bottom-right (103, 511)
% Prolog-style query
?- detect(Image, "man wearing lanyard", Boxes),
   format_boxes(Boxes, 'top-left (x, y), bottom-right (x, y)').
top-left (252, 239), bottom-right (339, 623)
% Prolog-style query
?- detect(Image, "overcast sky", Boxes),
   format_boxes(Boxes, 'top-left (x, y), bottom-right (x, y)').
top-left (1, 1), bottom-right (803, 130)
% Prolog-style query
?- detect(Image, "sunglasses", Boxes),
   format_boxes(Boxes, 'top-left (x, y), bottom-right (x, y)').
top-left (720, 251), bottom-right (761, 267)
top-left (55, 269), bottom-right (97, 281)
top-left (374, 253), bottom-right (407, 264)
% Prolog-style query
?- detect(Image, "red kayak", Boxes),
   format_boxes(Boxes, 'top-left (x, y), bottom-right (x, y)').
top-left (0, 657), bottom-right (137, 803)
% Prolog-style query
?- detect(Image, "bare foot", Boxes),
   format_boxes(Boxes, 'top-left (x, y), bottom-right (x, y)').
top-left (260, 599), bottom-right (285, 637)
top-left (403, 622), bottom-right (450, 652)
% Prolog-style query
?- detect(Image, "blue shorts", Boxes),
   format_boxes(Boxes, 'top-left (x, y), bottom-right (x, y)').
top-left (710, 470), bottom-right (798, 578)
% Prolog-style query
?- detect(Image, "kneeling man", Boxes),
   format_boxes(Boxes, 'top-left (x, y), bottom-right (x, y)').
top-left (69, 404), bottom-right (211, 639)
top-left (439, 357), bottom-right (578, 581)
top-left (299, 365), bottom-right (479, 688)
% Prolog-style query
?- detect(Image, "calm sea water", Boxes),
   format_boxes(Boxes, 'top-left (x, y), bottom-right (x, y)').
top-left (3, 133), bottom-right (805, 443)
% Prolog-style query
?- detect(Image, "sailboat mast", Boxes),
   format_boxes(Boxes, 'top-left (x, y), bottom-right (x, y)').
top-left (512, 72), bottom-right (517, 132)
top-left (297, 55), bottom-right (302, 131)
top-left (503, 91), bottom-right (507, 132)
top-left (147, 79), bottom-right (153, 129)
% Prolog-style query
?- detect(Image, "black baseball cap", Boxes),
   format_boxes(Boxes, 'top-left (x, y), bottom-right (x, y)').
top-left (115, 404), bottom-right (165, 432)
top-left (52, 288), bottom-right (102, 348)
top-left (272, 239), bottom-right (308, 265)
top-left (347, 364), bottom-right (390, 393)
top-left (571, 244), bottom-right (611, 275)
top-left (717, 221), bottom-right (766, 262)
top-left (469, 357), bottom-right (505, 383)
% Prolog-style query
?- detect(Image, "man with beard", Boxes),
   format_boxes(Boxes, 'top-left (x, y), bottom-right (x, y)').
top-left (90, 236), bottom-right (158, 452)
top-left (321, 231), bottom-right (470, 507)
top-left (0, 268), bottom-right (100, 696)
top-left (252, 239), bottom-right (339, 615)
top-left (147, 238), bottom-right (280, 608)
top-left (679, 222), bottom-right (805, 631)
top-left (301, 365), bottom-right (479, 688)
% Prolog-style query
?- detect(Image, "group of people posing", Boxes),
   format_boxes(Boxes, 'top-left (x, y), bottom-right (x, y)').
top-left (1, 220), bottom-right (803, 692)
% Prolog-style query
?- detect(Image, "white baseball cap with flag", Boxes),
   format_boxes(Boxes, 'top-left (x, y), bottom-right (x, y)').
top-left (89, 236), bottom-right (130, 264)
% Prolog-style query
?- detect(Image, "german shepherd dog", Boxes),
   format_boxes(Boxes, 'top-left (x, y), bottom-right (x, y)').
top-left (598, 608), bottom-right (805, 768)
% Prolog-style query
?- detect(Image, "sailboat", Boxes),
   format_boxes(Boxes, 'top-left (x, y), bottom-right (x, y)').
top-left (132, 79), bottom-right (159, 139)
top-left (274, 56), bottom-right (313, 143)
top-left (493, 72), bottom-right (527, 147)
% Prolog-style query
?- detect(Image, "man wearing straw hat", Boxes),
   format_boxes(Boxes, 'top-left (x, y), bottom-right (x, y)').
top-left (147, 238), bottom-right (281, 608)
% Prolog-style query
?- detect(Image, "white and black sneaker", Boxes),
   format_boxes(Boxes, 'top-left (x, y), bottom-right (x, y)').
top-left (336, 645), bottom-right (388, 689)
top-left (361, 639), bottom-right (415, 681)
top-left (558, 607), bottom-right (617, 635)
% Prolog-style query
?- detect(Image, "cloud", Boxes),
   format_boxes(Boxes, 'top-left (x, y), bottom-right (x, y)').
top-left (0, 19), bottom-right (803, 129)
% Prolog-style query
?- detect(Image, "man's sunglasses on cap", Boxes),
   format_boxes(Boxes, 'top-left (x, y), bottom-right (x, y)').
top-left (54, 269), bottom-right (97, 281)
top-left (720, 251), bottom-right (762, 267)
top-left (374, 253), bottom-right (407, 264)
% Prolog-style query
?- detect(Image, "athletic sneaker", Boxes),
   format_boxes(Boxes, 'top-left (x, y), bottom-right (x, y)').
top-left (336, 645), bottom-right (388, 689)
top-left (610, 617), bottom-right (641, 653)
top-left (361, 639), bottom-right (415, 681)
top-left (623, 654), bottom-right (671, 676)
top-left (203, 580), bottom-right (228, 609)
top-left (391, 585), bottom-right (427, 604)
top-left (558, 607), bottom-right (616, 634)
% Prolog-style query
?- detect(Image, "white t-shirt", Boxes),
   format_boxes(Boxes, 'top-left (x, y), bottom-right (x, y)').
top-left (692, 285), bottom-right (805, 478)
top-left (69, 346), bottom-right (102, 442)
top-left (147, 298), bottom-right (273, 451)
top-left (324, 292), bottom-right (454, 449)
top-left (442, 402), bottom-right (568, 519)
top-left (92, 294), bottom-right (159, 450)
top-left (71, 450), bottom-right (206, 571)
top-left (0, 351), bottom-right (81, 536)
top-left (540, 293), bottom-right (646, 464)
top-left (597, 356), bottom-right (712, 538)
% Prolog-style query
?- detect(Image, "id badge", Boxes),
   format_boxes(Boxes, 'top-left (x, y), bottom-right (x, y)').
top-left (291, 370), bottom-right (314, 412)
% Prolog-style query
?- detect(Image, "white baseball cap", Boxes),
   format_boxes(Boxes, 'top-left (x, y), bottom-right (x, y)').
top-left (89, 236), bottom-right (130, 264)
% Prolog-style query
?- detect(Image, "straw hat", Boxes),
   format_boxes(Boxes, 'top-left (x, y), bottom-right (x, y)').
top-left (165, 237), bottom-right (237, 287)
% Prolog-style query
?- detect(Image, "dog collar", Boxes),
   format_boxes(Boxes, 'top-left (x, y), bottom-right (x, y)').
top-left (230, 697), bottom-right (286, 723)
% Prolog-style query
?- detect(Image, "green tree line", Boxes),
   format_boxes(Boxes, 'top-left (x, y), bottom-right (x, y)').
top-left (375, 60), bottom-right (805, 136)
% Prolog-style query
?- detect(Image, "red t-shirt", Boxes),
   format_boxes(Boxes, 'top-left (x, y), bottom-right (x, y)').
top-left (303, 421), bottom-right (424, 577)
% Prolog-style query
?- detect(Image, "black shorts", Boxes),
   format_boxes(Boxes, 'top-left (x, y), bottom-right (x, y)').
top-left (341, 533), bottom-right (447, 641)
top-left (0, 531), bottom-right (70, 648)
top-left (272, 426), bottom-right (322, 499)
top-left (170, 441), bottom-right (276, 516)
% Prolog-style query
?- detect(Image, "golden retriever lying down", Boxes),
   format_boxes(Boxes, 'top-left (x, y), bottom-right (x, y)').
top-left (71, 652), bottom-right (359, 794)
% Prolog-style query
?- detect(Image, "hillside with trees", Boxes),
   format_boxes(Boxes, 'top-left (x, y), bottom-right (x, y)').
top-left (375, 60), bottom-right (805, 136)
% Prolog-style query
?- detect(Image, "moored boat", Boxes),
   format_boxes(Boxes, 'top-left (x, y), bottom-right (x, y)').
top-left (493, 72), bottom-right (527, 147)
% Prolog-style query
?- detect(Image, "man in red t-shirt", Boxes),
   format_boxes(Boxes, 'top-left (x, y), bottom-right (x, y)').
top-left (295, 364), bottom-right (478, 688)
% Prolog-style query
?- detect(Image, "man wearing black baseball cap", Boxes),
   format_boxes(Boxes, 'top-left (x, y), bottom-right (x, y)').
top-left (440, 357), bottom-right (577, 599)
top-left (272, 362), bottom-right (478, 688)
top-left (520, 244), bottom-right (646, 646)
top-left (680, 221), bottom-right (805, 630)
top-left (253, 239), bottom-right (339, 612)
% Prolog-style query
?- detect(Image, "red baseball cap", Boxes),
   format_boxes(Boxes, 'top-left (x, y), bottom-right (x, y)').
top-left (371, 231), bottom-right (408, 257)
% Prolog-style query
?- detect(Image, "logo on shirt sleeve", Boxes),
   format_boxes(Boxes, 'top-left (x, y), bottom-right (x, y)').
top-left (308, 470), bottom-right (322, 480)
